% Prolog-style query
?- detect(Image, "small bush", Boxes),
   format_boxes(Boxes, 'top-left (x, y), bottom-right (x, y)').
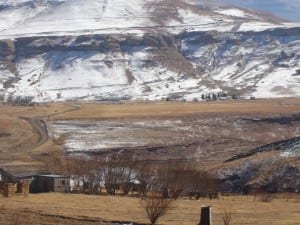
top-left (222, 209), bottom-right (232, 225)
top-left (141, 193), bottom-right (172, 225)
top-left (259, 193), bottom-right (273, 203)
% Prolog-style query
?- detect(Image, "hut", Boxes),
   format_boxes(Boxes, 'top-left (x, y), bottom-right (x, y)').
top-left (1, 169), bottom-right (70, 194)
top-left (0, 168), bottom-right (31, 197)
top-left (31, 174), bottom-right (70, 193)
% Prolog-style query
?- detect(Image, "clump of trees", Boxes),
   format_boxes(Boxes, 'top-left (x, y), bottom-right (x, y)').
top-left (43, 151), bottom-right (218, 224)
top-left (6, 95), bottom-right (35, 106)
top-left (43, 151), bottom-right (218, 197)
top-left (201, 92), bottom-right (230, 101)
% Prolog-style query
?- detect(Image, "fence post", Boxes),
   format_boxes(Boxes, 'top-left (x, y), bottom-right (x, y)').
top-left (198, 206), bottom-right (212, 225)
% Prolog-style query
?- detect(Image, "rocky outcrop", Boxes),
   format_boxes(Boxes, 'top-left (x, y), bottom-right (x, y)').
top-left (0, 40), bottom-right (15, 58)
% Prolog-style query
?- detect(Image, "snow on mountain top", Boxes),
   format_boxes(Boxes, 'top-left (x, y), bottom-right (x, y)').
top-left (0, 0), bottom-right (52, 31)
top-left (0, 0), bottom-right (149, 38)
top-left (0, 0), bottom-right (296, 40)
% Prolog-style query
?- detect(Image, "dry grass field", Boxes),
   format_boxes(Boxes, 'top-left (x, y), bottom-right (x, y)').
top-left (1, 98), bottom-right (299, 121)
top-left (0, 193), bottom-right (299, 225)
top-left (0, 99), bottom-right (299, 225)
top-left (52, 98), bottom-right (300, 120)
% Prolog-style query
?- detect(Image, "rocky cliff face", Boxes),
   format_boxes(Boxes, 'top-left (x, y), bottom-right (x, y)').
top-left (0, 0), bottom-right (299, 102)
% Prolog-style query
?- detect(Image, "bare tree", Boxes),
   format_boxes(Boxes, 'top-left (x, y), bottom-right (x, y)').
top-left (141, 192), bottom-right (172, 225)
top-left (65, 156), bottom-right (89, 193)
top-left (155, 161), bottom-right (190, 199)
top-left (64, 155), bottom-right (104, 194)
top-left (103, 160), bottom-right (119, 195)
top-left (103, 153), bottom-right (136, 195)
top-left (116, 153), bottom-right (136, 195)
top-left (133, 160), bottom-right (218, 200)
top-left (222, 209), bottom-right (232, 225)
top-left (42, 149), bottom-right (68, 174)
top-left (84, 157), bottom-right (104, 194)
top-left (152, 161), bottom-right (218, 200)
top-left (185, 170), bottom-right (218, 199)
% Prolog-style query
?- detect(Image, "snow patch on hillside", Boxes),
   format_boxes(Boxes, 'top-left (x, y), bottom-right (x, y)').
top-left (49, 119), bottom-right (186, 152)
top-left (6, 45), bottom-right (217, 102)
top-left (253, 68), bottom-right (300, 98)
top-left (239, 22), bottom-right (300, 32)
top-left (215, 8), bottom-right (247, 18)
top-left (280, 141), bottom-right (300, 157)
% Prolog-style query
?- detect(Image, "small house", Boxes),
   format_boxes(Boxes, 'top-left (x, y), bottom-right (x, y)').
top-left (31, 174), bottom-right (70, 193)
top-left (0, 168), bottom-right (31, 197)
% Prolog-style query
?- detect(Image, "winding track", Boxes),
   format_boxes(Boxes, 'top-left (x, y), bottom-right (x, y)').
top-left (13, 104), bottom-right (82, 153)
top-left (18, 116), bottom-right (48, 150)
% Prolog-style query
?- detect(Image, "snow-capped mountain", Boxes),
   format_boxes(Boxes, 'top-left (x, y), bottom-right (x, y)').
top-left (0, 0), bottom-right (299, 102)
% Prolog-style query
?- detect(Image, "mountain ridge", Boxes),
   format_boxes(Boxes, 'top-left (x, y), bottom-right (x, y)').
top-left (0, 0), bottom-right (299, 102)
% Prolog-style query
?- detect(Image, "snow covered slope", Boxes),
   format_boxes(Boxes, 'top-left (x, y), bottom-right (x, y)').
top-left (0, 0), bottom-right (240, 39)
top-left (0, 0), bottom-right (299, 102)
top-left (0, 0), bottom-right (67, 32)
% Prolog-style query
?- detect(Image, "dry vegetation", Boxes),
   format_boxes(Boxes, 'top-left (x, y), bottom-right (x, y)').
top-left (51, 98), bottom-right (300, 120)
top-left (0, 98), bottom-right (299, 173)
top-left (0, 99), bottom-right (300, 224)
top-left (0, 193), bottom-right (299, 225)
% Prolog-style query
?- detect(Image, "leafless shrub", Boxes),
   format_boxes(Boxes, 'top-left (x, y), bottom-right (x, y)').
top-left (259, 193), bottom-right (273, 203)
top-left (66, 156), bottom-right (104, 194)
top-left (42, 149), bottom-right (68, 174)
top-left (141, 192), bottom-right (172, 225)
top-left (222, 209), bottom-right (232, 225)
top-left (137, 161), bottom-right (218, 200)
top-left (102, 153), bottom-right (136, 195)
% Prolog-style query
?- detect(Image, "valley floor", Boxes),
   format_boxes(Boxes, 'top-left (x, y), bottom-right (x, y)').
top-left (0, 193), bottom-right (299, 225)
top-left (0, 98), bottom-right (299, 173)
